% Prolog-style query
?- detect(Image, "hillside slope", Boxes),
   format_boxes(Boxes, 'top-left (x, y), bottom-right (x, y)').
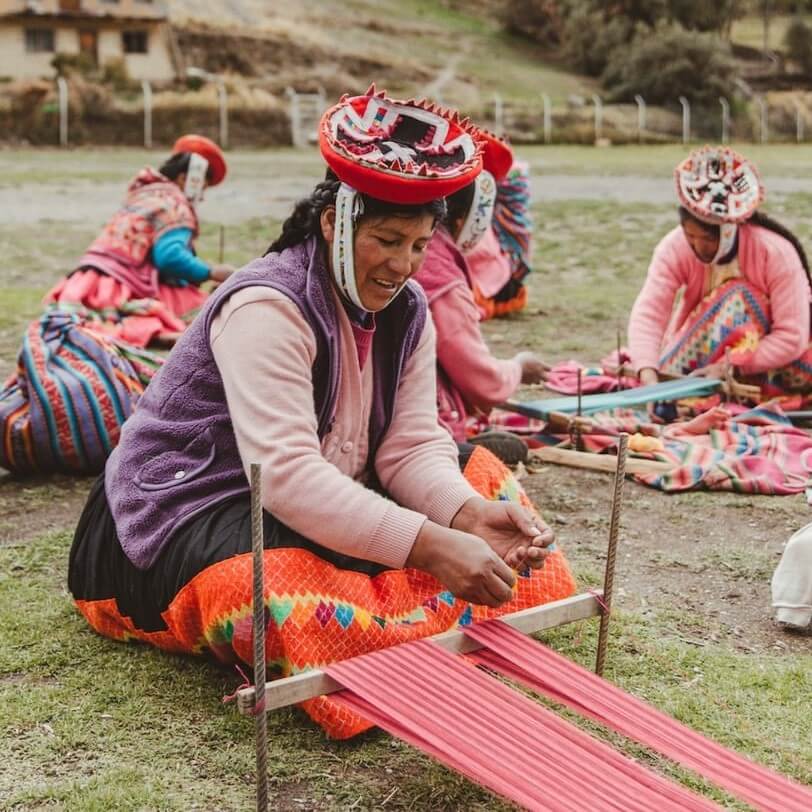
top-left (167, 0), bottom-right (593, 109)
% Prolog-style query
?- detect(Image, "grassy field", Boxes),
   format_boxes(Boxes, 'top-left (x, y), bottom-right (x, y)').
top-left (1, 146), bottom-right (811, 810)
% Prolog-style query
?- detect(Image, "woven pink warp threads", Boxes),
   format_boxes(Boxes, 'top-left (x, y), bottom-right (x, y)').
top-left (465, 620), bottom-right (812, 812)
top-left (327, 638), bottom-right (717, 812)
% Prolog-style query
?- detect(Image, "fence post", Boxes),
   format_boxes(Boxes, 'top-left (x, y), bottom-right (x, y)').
top-left (541, 93), bottom-right (552, 144)
top-left (634, 94), bottom-right (646, 143)
top-left (757, 96), bottom-right (768, 143)
top-left (719, 96), bottom-right (730, 144)
top-left (591, 93), bottom-right (602, 142)
top-left (678, 96), bottom-right (690, 144)
top-left (217, 79), bottom-right (228, 149)
top-left (493, 93), bottom-right (504, 137)
top-left (141, 79), bottom-right (152, 149)
top-left (795, 99), bottom-right (805, 143)
top-left (56, 76), bottom-right (68, 147)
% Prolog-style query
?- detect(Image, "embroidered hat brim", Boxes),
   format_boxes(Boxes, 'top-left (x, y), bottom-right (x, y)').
top-left (475, 128), bottom-right (514, 184)
top-left (319, 85), bottom-right (483, 204)
top-left (172, 134), bottom-right (228, 186)
top-left (675, 145), bottom-right (764, 224)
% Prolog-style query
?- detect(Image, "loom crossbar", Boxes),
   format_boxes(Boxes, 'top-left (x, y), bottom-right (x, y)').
top-left (236, 590), bottom-right (602, 716)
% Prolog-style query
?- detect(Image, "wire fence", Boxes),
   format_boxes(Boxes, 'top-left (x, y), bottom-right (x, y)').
top-left (28, 80), bottom-right (812, 148)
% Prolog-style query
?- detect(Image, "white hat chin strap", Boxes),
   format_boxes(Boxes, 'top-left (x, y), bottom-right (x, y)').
top-left (711, 222), bottom-right (737, 265)
top-left (183, 152), bottom-right (209, 208)
top-left (332, 182), bottom-right (408, 313)
top-left (332, 183), bottom-right (367, 310)
top-left (457, 170), bottom-right (497, 254)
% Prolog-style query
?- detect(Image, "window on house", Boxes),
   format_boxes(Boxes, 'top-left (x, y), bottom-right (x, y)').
top-left (24, 29), bottom-right (55, 53)
top-left (122, 31), bottom-right (149, 54)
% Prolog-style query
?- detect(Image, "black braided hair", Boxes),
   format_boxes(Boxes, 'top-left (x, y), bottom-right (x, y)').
top-left (159, 151), bottom-right (216, 183)
top-left (749, 210), bottom-right (812, 288)
top-left (679, 205), bottom-right (812, 290)
top-left (267, 170), bottom-right (447, 255)
top-left (444, 181), bottom-right (477, 235)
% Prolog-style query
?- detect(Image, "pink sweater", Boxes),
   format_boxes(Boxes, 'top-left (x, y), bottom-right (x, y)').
top-left (209, 286), bottom-right (479, 569)
top-left (416, 228), bottom-right (522, 441)
top-left (628, 224), bottom-right (810, 375)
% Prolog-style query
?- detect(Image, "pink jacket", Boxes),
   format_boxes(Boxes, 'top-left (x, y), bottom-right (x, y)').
top-left (209, 285), bottom-right (479, 568)
top-left (415, 228), bottom-right (522, 441)
top-left (628, 224), bottom-right (810, 375)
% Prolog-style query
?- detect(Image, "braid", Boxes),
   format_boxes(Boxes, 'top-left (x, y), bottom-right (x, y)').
top-left (748, 210), bottom-right (812, 290)
top-left (266, 176), bottom-right (340, 254)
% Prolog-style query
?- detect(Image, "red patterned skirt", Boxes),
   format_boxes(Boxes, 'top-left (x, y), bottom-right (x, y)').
top-left (46, 269), bottom-right (207, 348)
top-left (69, 446), bottom-right (576, 738)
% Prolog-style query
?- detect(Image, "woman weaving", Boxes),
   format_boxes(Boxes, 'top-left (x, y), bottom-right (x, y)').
top-left (68, 88), bottom-right (576, 739)
top-left (47, 134), bottom-right (235, 348)
top-left (628, 146), bottom-right (812, 399)
top-left (415, 129), bottom-right (548, 461)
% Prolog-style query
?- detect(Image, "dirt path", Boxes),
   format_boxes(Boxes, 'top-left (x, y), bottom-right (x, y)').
top-left (4, 172), bottom-right (812, 228)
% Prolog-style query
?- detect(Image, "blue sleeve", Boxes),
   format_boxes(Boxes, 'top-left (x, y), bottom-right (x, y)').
top-left (151, 228), bottom-right (210, 285)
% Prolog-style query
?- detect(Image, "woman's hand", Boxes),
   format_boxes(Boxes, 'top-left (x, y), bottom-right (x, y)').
top-left (209, 264), bottom-right (236, 284)
top-left (406, 521), bottom-right (516, 607)
top-left (638, 367), bottom-right (659, 387)
top-left (451, 497), bottom-right (555, 570)
top-left (514, 351), bottom-right (550, 385)
top-left (689, 360), bottom-right (728, 380)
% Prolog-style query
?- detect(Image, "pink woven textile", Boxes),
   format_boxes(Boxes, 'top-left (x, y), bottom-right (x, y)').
top-left (327, 639), bottom-right (717, 811)
top-left (466, 620), bottom-right (812, 812)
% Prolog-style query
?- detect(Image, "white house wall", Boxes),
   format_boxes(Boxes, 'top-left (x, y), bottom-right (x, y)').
top-left (0, 21), bottom-right (175, 81)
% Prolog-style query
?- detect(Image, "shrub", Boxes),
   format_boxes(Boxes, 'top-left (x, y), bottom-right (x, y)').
top-left (501, 0), bottom-right (568, 46)
top-left (602, 24), bottom-right (736, 106)
top-left (784, 17), bottom-right (812, 75)
top-left (561, 10), bottom-right (637, 76)
top-left (100, 58), bottom-right (136, 93)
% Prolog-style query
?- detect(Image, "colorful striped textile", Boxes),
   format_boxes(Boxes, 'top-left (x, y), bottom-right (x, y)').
top-left (492, 160), bottom-right (533, 283)
top-left (74, 447), bottom-right (577, 739)
top-left (467, 621), bottom-right (812, 812)
top-left (0, 310), bottom-right (160, 474)
top-left (559, 404), bottom-right (812, 495)
top-left (329, 638), bottom-right (717, 811)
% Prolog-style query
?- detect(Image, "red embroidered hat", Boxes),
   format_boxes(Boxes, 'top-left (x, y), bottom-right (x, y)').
top-left (172, 134), bottom-right (227, 186)
top-left (675, 145), bottom-right (763, 224)
top-left (319, 85), bottom-right (482, 204)
top-left (474, 128), bottom-right (514, 183)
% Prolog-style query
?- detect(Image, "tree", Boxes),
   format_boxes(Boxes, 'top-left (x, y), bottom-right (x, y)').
top-left (602, 24), bottom-right (737, 106)
top-left (784, 16), bottom-right (812, 74)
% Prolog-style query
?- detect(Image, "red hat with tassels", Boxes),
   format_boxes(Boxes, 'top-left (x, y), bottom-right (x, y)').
top-left (172, 134), bottom-right (227, 186)
top-left (319, 85), bottom-right (483, 204)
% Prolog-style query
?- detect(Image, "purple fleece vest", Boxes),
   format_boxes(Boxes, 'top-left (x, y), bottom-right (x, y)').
top-left (105, 237), bottom-right (427, 569)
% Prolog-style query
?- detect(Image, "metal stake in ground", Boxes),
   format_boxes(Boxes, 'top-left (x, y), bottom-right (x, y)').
top-left (574, 368), bottom-right (584, 451)
top-left (250, 463), bottom-right (269, 812)
top-left (595, 432), bottom-right (629, 676)
top-left (616, 325), bottom-right (623, 391)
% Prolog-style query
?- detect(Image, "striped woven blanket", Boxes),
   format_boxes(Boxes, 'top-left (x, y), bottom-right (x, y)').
top-left (567, 404), bottom-right (812, 495)
top-left (0, 310), bottom-right (161, 474)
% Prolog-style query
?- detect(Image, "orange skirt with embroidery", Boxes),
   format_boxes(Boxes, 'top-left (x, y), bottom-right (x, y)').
top-left (70, 446), bottom-right (576, 738)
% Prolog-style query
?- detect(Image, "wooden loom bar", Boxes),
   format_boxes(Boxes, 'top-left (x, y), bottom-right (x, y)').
top-left (250, 464), bottom-right (269, 812)
top-left (531, 445), bottom-right (673, 475)
top-left (236, 591), bottom-right (603, 716)
top-left (595, 433), bottom-right (629, 676)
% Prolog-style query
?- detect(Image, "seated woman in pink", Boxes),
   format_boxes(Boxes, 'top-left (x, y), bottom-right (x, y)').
top-left (415, 131), bottom-right (548, 461)
top-left (46, 135), bottom-right (235, 348)
top-left (628, 146), bottom-right (812, 399)
top-left (466, 159), bottom-right (534, 320)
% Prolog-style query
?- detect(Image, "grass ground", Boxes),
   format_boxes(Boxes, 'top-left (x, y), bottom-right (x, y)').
top-left (0, 146), bottom-right (810, 810)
